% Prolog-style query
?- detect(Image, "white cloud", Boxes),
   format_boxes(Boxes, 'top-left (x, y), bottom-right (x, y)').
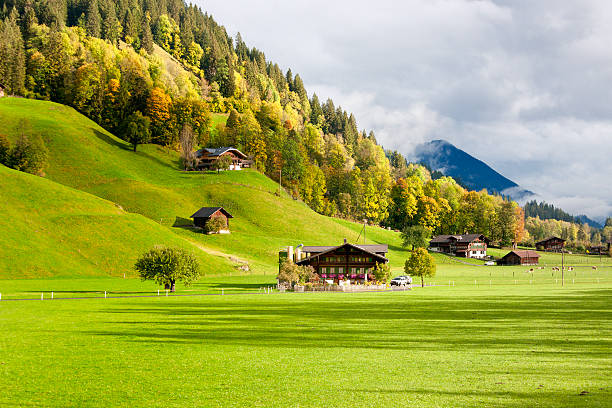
top-left (195, 0), bottom-right (612, 221)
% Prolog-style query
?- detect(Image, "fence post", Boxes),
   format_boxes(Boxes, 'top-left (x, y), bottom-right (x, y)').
top-left (0, 293), bottom-right (2, 301)
top-left (158, 289), bottom-right (160, 296)
top-left (475, 280), bottom-right (477, 286)
top-left (41, 293), bottom-right (43, 300)
top-left (222, 288), bottom-right (224, 296)
top-left (51, 292), bottom-right (53, 300)
top-left (166, 290), bottom-right (168, 296)
top-left (105, 291), bottom-right (107, 298)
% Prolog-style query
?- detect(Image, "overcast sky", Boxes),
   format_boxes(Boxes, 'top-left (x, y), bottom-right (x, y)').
top-left (195, 0), bottom-right (612, 222)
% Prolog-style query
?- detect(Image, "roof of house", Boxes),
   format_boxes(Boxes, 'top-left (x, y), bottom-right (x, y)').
top-left (301, 244), bottom-right (388, 254)
top-left (296, 243), bottom-right (388, 265)
top-left (535, 236), bottom-right (565, 245)
top-left (195, 147), bottom-right (247, 159)
top-left (190, 207), bottom-right (233, 219)
top-left (502, 250), bottom-right (540, 259)
top-left (430, 233), bottom-right (487, 244)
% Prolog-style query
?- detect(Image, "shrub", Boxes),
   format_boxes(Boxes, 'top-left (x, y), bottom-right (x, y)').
top-left (372, 262), bottom-right (391, 284)
top-left (9, 133), bottom-right (48, 175)
top-left (0, 134), bottom-right (10, 165)
top-left (205, 216), bottom-right (226, 233)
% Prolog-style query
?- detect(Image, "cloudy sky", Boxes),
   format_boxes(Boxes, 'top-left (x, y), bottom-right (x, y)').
top-left (196, 0), bottom-right (612, 222)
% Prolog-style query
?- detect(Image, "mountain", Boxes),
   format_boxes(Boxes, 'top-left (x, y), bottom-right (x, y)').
top-left (414, 139), bottom-right (535, 200)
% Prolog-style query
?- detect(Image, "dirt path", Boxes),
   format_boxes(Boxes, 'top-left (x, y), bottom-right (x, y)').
top-left (181, 236), bottom-right (250, 266)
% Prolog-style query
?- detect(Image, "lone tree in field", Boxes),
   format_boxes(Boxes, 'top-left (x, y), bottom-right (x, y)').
top-left (401, 225), bottom-right (431, 251)
top-left (134, 246), bottom-right (200, 292)
top-left (404, 248), bottom-right (436, 287)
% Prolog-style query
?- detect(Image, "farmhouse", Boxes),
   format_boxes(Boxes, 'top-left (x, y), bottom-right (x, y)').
top-left (429, 233), bottom-right (489, 259)
top-left (535, 236), bottom-right (565, 252)
top-left (287, 239), bottom-right (388, 282)
top-left (195, 147), bottom-right (249, 171)
top-left (190, 207), bottom-right (233, 232)
top-left (498, 250), bottom-right (540, 266)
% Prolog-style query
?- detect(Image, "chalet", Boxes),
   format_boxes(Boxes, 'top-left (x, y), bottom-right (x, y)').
top-left (535, 237), bottom-right (565, 252)
top-left (429, 234), bottom-right (489, 259)
top-left (195, 147), bottom-right (249, 171)
top-left (288, 239), bottom-right (388, 283)
top-left (190, 207), bottom-right (233, 232)
top-left (498, 250), bottom-right (540, 266)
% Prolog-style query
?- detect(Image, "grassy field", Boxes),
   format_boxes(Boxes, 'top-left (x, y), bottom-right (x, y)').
top-left (0, 275), bottom-right (610, 407)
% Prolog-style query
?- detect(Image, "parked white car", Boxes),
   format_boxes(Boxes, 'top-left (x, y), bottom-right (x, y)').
top-left (484, 261), bottom-right (496, 266)
top-left (390, 276), bottom-right (412, 286)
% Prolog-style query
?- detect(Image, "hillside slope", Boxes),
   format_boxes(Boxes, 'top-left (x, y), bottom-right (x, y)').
top-left (0, 98), bottom-right (408, 275)
top-left (0, 164), bottom-right (235, 278)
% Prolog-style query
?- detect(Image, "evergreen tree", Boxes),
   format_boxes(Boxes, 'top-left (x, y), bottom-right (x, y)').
top-left (140, 13), bottom-right (154, 53)
top-left (0, 13), bottom-right (26, 95)
top-left (86, 0), bottom-right (101, 37)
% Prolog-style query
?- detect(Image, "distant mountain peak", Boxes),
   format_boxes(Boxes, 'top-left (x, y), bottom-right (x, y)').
top-left (414, 139), bottom-right (534, 201)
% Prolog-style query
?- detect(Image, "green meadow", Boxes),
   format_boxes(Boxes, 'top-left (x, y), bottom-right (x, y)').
top-left (1, 278), bottom-right (610, 407)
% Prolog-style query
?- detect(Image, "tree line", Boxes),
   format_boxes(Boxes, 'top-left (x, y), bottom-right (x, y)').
top-left (0, 0), bottom-right (526, 246)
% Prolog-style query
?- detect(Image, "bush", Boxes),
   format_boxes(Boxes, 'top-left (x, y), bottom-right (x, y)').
top-left (205, 216), bottom-right (226, 233)
top-left (9, 134), bottom-right (48, 175)
top-left (0, 134), bottom-right (10, 165)
top-left (278, 258), bottom-right (317, 286)
top-left (372, 262), bottom-right (391, 284)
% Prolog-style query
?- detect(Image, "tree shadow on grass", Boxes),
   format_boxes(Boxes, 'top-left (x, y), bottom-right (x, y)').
top-left (86, 290), bottom-right (612, 353)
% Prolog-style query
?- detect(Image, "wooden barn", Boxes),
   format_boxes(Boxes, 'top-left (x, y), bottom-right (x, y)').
top-left (195, 147), bottom-right (249, 171)
top-left (190, 207), bottom-right (233, 231)
top-left (429, 234), bottom-right (489, 259)
top-left (289, 239), bottom-right (388, 282)
top-left (498, 250), bottom-right (540, 266)
top-left (535, 237), bottom-right (565, 252)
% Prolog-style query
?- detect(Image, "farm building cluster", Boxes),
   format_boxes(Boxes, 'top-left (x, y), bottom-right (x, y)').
top-left (429, 234), bottom-right (488, 259)
top-left (280, 239), bottom-right (389, 284)
top-left (194, 147), bottom-right (250, 171)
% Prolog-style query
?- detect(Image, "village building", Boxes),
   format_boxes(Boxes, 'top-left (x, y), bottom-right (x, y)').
top-left (498, 250), bottom-right (540, 266)
top-left (286, 240), bottom-right (389, 283)
top-left (429, 234), bottom-right (489, 259)
top-left (535, 236), bottom-right (565, 252)
top-left (190, 207), bottom-right (233, 233)
top-left (195, 147), bottom-right (249, 171)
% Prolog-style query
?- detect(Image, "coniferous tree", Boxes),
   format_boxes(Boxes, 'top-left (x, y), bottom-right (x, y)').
top-left (140, 13), bottom-right (154, 53)
top-left (0, 12), bottom-right (26, 95)
top-left (86, 0), bottom-right (101, 37)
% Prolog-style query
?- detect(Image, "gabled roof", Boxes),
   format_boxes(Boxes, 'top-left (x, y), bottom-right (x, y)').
top-left (535, 236), bottom-right (565, 245)
top-left (296, 243), bottom-right (388, 265)
top-left (195, 147), bottom-right (247, 159)
top-left (190, 207), bottom-right (233, 219)
top-left (301, 244), bottom-right (388, 254)
top-left (502, 250), bottom-right (540, 259)
top-left (430, 234), bottom-right (488, 244)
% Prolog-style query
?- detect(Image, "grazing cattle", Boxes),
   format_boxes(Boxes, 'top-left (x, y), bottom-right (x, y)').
top-left (592, 266), bottom-right (597, 270)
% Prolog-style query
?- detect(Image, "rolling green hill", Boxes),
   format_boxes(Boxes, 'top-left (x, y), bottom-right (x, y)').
top-left (0, 98), bottom-right (407, 277)
top-left (0, 164), bottom-right (235, 278)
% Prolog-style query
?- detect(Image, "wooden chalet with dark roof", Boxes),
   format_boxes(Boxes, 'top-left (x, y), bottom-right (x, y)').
top-left (288, 240), bottom-right (388, 282)
top-left (498, 250), bottom-right (540, 266)
top-left (195, 147), bottom-right (249, 171)
top-left (190, 207), bottom-right (233, 230)
top-left (429, 233), bottom-right (489, 259)
top-left (535, 237), bottom-right (565, 252)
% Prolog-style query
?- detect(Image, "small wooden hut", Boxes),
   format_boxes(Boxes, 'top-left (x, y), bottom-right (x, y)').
top-left (498, 250), bottom-right (540, 266)
top-left (190, 207), bottom-right (233, 230)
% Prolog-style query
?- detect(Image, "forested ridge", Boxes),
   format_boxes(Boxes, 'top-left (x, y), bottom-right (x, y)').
top-left (0, 0), bottom-right (606, 249)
